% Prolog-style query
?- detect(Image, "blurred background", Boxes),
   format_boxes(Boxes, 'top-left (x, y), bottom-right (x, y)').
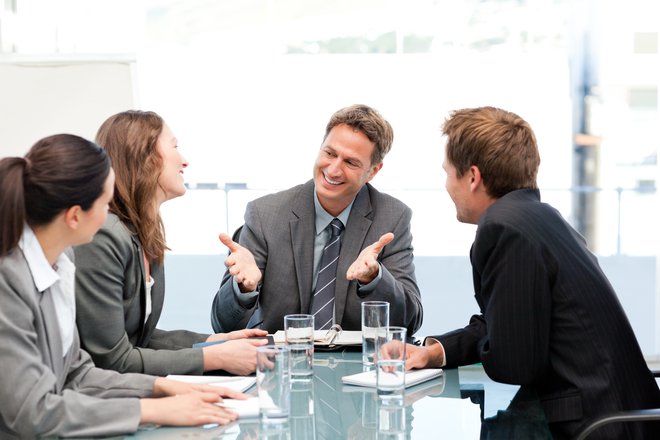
top-left (1, 0), bottom-right (658, 354)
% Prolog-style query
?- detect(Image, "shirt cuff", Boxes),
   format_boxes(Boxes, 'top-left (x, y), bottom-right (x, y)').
top-left (233, 278), bottom-right (259, 307)
top-left (424, 337), bottom-right (447, 368)
top-left (357, 263), bottom-right (383, 292)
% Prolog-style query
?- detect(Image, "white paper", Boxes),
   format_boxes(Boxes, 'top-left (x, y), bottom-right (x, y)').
top-left (341, 368), bottom-right (443, 388)
top-left (166, 375), bottom-right (256, 393)
top-left (217, 397), bottom-right (260, 418)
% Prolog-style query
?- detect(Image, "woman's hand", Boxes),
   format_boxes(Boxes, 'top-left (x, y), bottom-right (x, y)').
top-left (153, 377), bottom-right (248, 400)
top-left (140, 392), bottom-right (238, 427)
top-left (203, 338), bottom-right (268, 375)
top-left (206, 329), bottom-right (268, 343)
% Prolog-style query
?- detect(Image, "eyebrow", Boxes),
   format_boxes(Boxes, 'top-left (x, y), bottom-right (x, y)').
top-left (323, 145), bottom-right (365, 168)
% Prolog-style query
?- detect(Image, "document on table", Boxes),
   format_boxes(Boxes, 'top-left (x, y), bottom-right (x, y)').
top-left (342, 368), bottom-right (443, 388)
top-left (272, 326), bottom-right (362, 347)
top-left (166, 375), bottom-right (256, 393)
top-left (216, 397), bottom-right (260, 418)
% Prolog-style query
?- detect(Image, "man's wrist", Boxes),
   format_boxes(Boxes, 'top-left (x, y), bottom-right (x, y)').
top-left (424, 338), bottom-right (446, 368)
top-left (232, 278), bottom-right (259, 307)
top-left (357, 264), bottom-right (383, 290)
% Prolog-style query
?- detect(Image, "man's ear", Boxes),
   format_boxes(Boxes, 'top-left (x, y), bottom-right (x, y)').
top-left (367, 162), bottom-right (383, 182)
top-left (469, 165), bottom-right (483, 192)
top-left (63, 205), bottom-right (82, 230)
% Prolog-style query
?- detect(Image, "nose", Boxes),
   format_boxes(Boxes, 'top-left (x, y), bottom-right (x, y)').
top-left (326, 157), bottom-right (342, 176)
top-left (181, 152), bottom-right (189, 168)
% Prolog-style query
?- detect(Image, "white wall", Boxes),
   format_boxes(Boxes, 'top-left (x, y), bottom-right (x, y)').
top-left (0, 58), bottom-right (136, 156)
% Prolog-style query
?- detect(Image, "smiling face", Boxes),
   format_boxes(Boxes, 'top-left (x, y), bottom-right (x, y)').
top-left (156, 123), bottom-right (188, 205)
top-left (442, 157), bottom-right (477, 224)
top-left (313, 123), bottom-right (382, 216)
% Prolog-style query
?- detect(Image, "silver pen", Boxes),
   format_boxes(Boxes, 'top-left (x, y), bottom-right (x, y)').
top-left (324, 323), bottom-right (342, 345)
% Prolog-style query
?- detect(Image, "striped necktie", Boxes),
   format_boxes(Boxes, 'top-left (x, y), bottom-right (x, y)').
top-left (312, 218), bottom-right (344, 330)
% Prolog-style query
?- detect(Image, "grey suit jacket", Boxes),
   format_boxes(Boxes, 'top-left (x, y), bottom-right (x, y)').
top-left (0, 247), bottom-right (155, 439)
top-left (433, 189), bottom-right (660, 439)
top-left (212, 181), bottom-right (423, 334)
top-left (75, 214), bottom-right (208, 375)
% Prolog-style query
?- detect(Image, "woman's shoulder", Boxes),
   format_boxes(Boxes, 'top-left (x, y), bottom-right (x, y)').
top-left (75, 213), bottom-right (136, 261)
top-left (0, 248), bottom-right (26, 277)
top-left (0, 249), bottom-right (35, 299)
top-left (101, 213), bottom-right (135, 241)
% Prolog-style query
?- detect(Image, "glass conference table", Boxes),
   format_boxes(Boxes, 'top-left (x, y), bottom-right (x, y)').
top-left (127, 350), bottom-right (552, 439)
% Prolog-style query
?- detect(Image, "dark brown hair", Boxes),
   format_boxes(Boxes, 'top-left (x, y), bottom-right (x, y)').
top-left (442, 106), bottom-right (540, 198)
top-left (0, 134), bottom-right (111, 256)
top-left (95, 110), bottom-right (168, 263)
top-left (324, 104), bottom-right (394, 165)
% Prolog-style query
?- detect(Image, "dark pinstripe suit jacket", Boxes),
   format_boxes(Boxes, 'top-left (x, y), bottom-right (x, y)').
top-left (432, 189), bottom-right (660, 439)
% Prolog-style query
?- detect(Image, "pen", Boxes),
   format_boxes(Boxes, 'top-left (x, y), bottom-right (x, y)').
top-left (323, 324), bottom-right (342, 344)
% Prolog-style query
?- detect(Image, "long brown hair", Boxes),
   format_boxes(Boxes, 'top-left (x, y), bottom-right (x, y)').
top-left (0, 134), bottom-right (110, 257)
top-left (95, 110), bottom-right (168, 263)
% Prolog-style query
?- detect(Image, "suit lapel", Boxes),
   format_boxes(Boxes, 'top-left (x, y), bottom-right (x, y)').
top-left (39, 289), bottom-right (64, 388)
top-left (132, 235), bottom-right (150, 346)
top-left (291, 181), bottom-right (316, 314)
top-left (144, 262), bottom-right (165, 340)
top-left (335, 185), bottom-right (372, 325)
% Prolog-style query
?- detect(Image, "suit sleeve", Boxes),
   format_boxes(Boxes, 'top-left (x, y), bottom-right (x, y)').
top-left (75, 224), bottom-right (205, 375)
top-left (433, 314), bottom-right (487, 368)
top-left (359, 206), bottom-right (423, 336)
top-left (472, 223), bottom-right (552, 384)
top-left (438, 222), bottom-right (552, 383)
top-left (211, 201), bottom-right (265, 332)
top-left (0, 276), bottom-right (153, 438)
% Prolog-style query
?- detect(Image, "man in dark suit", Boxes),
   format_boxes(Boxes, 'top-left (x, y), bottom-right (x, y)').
top-left (211, 104), bottom-right (422, 335)
top-left (406, 106), bottom-right (660, 439)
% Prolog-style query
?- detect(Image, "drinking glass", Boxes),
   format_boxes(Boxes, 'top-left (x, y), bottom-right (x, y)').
top-left (361, 301), bottom-right (390, 366)
top-left (376, 326), bottom-right (407, 401)
top-left (257, 345), bottom-right (291, 422)
top-left (284, 314), bottom-right (315, 380)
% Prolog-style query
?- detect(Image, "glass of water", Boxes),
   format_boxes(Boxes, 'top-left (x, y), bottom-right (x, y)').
top-left (376, 326), bottom-right (407, 402)
top-left (256, 345), bottom-right (291, 422)
top-left (361, 301), bottom-right (390, 366)
top-left (284, 314), bottom-right (315, 381)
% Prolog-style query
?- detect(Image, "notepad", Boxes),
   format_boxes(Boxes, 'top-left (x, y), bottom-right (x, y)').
top-left (272, 325), bottom-right (362, 347)
top-left (166, 375), bottom-right (256, 393)
top-left (341, 368), bottom-right (443, 388)
top-left (216, 397), bottom-right (260, 418)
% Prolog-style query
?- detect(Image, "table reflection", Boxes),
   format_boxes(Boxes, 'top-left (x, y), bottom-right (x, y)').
top-left (125, 351), bottom-right (551, 440)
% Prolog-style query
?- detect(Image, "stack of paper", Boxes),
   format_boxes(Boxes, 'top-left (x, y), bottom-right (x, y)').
top-left (216, 397), bottom-right (260, 418)
top-left (166, 375), bottom-right (256, 393)
top-left (341, 368), bottom-right (443, 388)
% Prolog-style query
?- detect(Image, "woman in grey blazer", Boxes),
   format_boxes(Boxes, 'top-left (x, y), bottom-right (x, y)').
top-left (0, 134), bottom-right (241, 438)
top-left (75, 110), bottom-right (266, 377)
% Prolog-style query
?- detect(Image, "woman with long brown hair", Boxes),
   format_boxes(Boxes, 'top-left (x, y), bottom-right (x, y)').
top-left (74, 110), bottom-right (265, 376)
top-left (0, 134), bottom-right (242, 438)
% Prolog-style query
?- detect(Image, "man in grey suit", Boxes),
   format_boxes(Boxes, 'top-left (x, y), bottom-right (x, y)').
top-left (406, 106), bottom-right (660, 439)
top-left (211, 104), bottom-right (422, 335)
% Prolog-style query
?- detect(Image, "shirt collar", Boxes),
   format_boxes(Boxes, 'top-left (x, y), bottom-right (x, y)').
top-left (17, 225), bottom-right (69, 293)
top-left (313, 189), bottom-right (353, 236)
